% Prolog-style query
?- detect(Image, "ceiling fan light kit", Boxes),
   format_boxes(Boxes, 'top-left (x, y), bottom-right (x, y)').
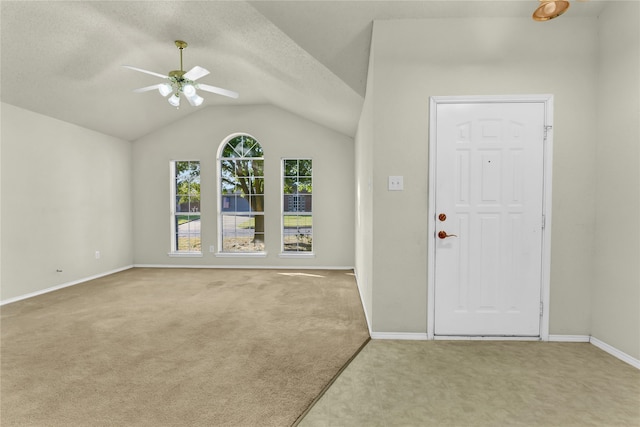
top-left (533, 0), bottom-right (571, 21)
top-left (123, 40), bottom-right (239, 108)
top-left (168, 94), bottom-right (180, 107)
top-left (158, 83), bottom-right (172, 97)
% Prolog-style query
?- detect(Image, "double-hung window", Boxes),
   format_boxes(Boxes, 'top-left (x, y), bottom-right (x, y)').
top-left (170, 160), bottom-right (201, 254)
top-left (218, 135), bottom-right (265, 253)
top-left (282, 159), bottom-right (313, 253)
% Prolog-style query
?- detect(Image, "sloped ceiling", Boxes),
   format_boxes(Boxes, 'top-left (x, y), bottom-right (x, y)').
top-left (0, 1), bottom-right (606, 141)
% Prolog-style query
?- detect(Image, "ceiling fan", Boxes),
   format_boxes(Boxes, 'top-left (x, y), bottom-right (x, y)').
top-left (123, 40), bottom-right (239, 108)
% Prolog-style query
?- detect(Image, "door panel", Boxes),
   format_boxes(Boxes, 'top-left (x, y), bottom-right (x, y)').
top-left (434, 102), bottom-right (545, 336)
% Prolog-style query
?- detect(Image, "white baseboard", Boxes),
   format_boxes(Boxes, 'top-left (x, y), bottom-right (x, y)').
top-left (351, 269), bottom-right (373, 336)
top-left (434, 335), bottom-right (540, 341)
top-left (133, 264), bottom-right (354, 270)
top-left (371, 332), bottom-right (430, 340)
top-left (590, 336), bottom-right (640, 370)
top-left (1, 265), bottom-right (134, 306)
top-left (548, 334), bottom-right (591, 342)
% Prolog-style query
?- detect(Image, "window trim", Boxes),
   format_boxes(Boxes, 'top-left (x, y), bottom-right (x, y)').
top-left (280, 158), bottom-right (314, 256)
top-left (169, 160), bottom-right (202, 255)
top-left (216, 133), bottom-right (267, 257)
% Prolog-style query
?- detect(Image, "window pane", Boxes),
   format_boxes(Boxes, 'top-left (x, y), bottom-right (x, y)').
top-left (283, 214), bottom-right (312, 252)
top-left (175, 215), bottom-right (201, 251)
top-left (221, 214), bottom-right (265, 252)
top-left (172, 161), bottom-right (201, 252)
top-left (188, 199), bottom-right (201, 213)
top-left (251, 160), bottom-right (264, 177)
top-left (222, 139), bottom-right (242, 157)
top-left (244, 140), bottom-right (263, 158)
top-left (250, 195), bottom-right (265, 213)
top-left (284, 177), bottom-right (297, 195)
top-left (220, 136), bottom-right (265, 253)
top-left (298, 177), bottom-right (312, 194)
top-left (282, 159), bottom-right (312, 252)
top-left (299, 159), bottom-right (312, 176)
top-left (284, 159), bottom-right (298, 176)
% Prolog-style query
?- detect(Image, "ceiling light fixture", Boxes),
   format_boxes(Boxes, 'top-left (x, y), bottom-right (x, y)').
top-left (158, 83), bottom-right (172, 97)
top-left (124, 40), bottom-right (239, 109)
top-left (186, 94), bottom-right (204, 107)
top-left (533, 0), bottom-right (571, 21)
top-left (182, 83), bottom-right (196, 97)
top-left (168, 94), bottom-right (180, 107)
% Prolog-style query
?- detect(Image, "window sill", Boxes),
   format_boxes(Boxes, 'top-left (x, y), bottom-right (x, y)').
top-left (278, 252), bottom-right (315, 259)
top-left (168, 252), bottom-right (203, 258)
top-left (215, 252), bottom-right (268, 258)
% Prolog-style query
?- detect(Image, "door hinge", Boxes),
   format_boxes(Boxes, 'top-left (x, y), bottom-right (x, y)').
top-left (540, 301), bottom-right (544, 317)
top-left (542, 214), bottom-right (546, 229)
top-left (544, 125), bottom-right (553, 140)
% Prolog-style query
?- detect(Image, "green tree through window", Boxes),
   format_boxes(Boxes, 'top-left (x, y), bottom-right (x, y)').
top-left (283, 159), bottom-right (312, 252)
top-left (172, 161), bottom-right (201, 252)
top-left (219, 135), bottom-right (265, 252)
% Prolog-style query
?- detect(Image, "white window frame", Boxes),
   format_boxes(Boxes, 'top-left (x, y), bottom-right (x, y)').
top-left (216, 133), bottom-right (267, 257)
top-left (169, 160), bottom-right (202, 257)
top-left (280, 158), bottom-right (314, 258)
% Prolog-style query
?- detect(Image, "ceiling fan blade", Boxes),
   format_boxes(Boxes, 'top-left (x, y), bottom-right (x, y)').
top-left (198, 83), bottom-right (239, 99)
top-left (184, 66), bottom-right (210, 81)
top-left (122, 65), bottom-right (168, 79)
top-left (133, 84), bottom-right (164, 93)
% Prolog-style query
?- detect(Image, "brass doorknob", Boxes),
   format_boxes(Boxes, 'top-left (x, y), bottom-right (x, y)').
top-left (438, 231), bottom-right (457, 239)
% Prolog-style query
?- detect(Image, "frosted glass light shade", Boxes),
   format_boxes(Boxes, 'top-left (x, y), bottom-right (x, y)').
top-left (186, 94), bottom-right (204, 107)
top-left (158, 83), bottom-right (172, 97)
top-left (168, 94), bottom-right (180, 107)
top-left (182, 84), bottom-right (196, 97)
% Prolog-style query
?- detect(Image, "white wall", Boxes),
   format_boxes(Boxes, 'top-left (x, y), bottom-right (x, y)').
top-left (593, 2), bottom-right (640, 360)
top-left (132, 104), bottom-right (354, 268)
top-left (364, 16), bottom-right (600, 334)
top-left (1, 103), bottom-right (133, 301)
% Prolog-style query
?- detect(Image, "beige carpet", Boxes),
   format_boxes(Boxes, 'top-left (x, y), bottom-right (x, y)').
top-left (301, 340), bottom-right (640, 426)
top-left (1, 268), bottom-right (370, 426)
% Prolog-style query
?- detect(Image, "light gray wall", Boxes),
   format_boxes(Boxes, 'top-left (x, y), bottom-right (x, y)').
top-left (354, 37), bottom-right (376, 331)
top-left (132, 104), bottom-right (354, 268)
top-left (364, 16), bottom-right (600, 334)
top-left (1, 103), bottom-right (133, 301)
top-left (593, 2), bottom-right (640, 359)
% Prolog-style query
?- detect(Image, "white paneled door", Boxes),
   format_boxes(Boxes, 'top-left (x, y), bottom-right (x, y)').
top-left (434, 102), bottom-right (546, 336)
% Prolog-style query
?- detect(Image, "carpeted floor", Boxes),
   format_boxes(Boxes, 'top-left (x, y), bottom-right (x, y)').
top-left (1, 268), bottom-right (370, 426)
top-left (300, 340), bottom-right (640, 426)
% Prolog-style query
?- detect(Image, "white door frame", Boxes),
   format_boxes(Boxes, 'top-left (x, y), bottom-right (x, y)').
top-left (427, 95), bottom-right (554, 341)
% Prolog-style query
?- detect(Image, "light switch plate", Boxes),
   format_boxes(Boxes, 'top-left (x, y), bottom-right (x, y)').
top-left (388, 176), bottom-right (404, 191)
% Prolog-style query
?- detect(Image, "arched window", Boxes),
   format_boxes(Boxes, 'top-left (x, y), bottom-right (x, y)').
top-left (218, 134), bottom-right (265, 253)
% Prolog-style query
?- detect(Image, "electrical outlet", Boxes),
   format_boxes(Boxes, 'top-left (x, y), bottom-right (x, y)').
top-left (209, 245), bottom-right (215, 253)
top-left (388, 176), bottom-right (404, 191)
top-left (95, 251), bottom-right (101, 259)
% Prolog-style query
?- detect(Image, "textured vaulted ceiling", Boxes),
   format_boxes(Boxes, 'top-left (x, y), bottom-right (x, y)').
top-left (0, 1), bottom-right (606, 141)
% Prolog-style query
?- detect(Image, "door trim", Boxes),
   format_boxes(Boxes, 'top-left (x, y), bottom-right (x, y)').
top-left (427, 95), bottom-right (554, 341)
